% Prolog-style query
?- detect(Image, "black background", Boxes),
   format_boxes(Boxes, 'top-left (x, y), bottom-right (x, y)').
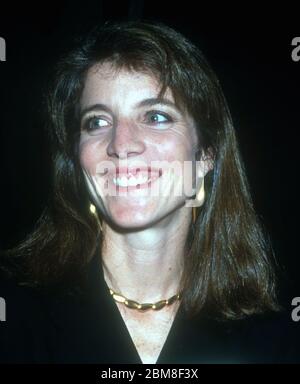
top-left (0, 1), bottom-right (299, 307)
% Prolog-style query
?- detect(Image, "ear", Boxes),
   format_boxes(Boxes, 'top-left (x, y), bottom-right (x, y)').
top-left (197, 147), bottom-right (214, 178)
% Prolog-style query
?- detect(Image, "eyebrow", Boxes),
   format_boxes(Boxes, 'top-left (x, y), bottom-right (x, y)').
top-left (136, 97), bottom-right (179, 110)
top-left (80, 97), bottom-right (180, 120)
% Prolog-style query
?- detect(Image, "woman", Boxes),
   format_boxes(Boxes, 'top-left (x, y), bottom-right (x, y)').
top-left (0, 21), bottom-right (298, 364)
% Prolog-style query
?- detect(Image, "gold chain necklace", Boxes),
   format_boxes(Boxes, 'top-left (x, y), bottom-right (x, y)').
top-left (109, 288), bottom-right (182, 311)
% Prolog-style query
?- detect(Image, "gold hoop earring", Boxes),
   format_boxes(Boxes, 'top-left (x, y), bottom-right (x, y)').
top-left (192, 178), bottom-right (205, 224)
top-left (89, 203), bottom-right (103, 232)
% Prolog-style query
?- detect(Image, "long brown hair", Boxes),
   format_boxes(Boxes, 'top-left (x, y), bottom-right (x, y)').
top-left (1, 21), bottom-right (279, 319)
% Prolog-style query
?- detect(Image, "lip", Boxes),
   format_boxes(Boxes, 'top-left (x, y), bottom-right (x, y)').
top-left (112, 166), bottom-right (163, 191)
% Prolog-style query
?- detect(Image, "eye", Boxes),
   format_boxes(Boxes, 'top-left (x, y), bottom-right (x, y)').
top-left (83, 116), bottom-right (111, 132)
top-left (145, 111), bottom-right (173, 126)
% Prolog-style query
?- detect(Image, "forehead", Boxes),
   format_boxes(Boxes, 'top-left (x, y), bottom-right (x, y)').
top-left (80, 62), bottom-right (175, 107)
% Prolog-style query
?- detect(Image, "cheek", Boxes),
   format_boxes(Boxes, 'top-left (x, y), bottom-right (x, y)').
top-left (79, 140), bottom-right (103, 175)
top-left (154, 139), bottom-right (195, 189)
top-left (155, 137), bottom-right (194, 162)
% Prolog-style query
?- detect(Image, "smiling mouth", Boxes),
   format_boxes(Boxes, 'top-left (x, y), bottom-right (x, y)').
top-left (112, 167), bottom-right (163, 190)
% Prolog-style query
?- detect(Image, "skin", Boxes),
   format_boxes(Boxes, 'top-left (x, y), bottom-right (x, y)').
top-left (79, 62), bottom-right (213, 363)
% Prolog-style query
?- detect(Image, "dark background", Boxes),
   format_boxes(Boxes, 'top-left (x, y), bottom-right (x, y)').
top-left (0, 1), bottom-right (299, 307)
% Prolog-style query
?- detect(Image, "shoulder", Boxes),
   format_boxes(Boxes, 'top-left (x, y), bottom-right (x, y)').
top-left (183, 308), bottom-right (300, 363)
top-left (0, 278), bottom-right (56, 363)
top-left (223, 310), bottom-right (300, 363)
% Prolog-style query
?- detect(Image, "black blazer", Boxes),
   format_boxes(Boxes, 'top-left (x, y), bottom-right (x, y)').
top-left (0, 254), bottom-right (299, 364)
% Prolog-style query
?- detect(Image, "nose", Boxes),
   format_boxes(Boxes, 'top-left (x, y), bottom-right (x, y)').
top-left (107, 119), bottom-right (145, 159)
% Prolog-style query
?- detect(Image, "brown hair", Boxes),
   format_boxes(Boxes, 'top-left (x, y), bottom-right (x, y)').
top-left (1, 21), bottom-right (279, 319)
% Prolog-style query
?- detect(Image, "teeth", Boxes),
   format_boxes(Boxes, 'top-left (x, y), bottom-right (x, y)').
top-left (113, 175), bottom-right (150, 187)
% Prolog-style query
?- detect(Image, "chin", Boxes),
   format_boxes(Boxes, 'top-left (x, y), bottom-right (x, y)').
top-left (108, 210), bottom-right (157, 230)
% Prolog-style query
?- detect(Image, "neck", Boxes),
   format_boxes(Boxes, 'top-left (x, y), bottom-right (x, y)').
top-left (100, 206), bottom-right (191, 303)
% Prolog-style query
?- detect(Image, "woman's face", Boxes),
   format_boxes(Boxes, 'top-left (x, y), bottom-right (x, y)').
top-left (79, 62), bottom-right (204, 229)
